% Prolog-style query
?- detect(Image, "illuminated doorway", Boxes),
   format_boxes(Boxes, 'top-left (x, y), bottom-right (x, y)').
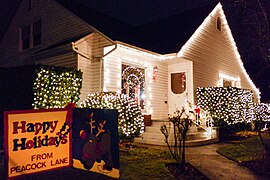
top-left (121, 64), bottom-right (145, 109)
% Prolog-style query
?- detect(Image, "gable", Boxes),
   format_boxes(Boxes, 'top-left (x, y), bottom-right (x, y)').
top-left (55, 0), bottom-right (218, 55)
top-left (0, 0), bottom-right (93, 67)
top-left (129, 3), bottom-right (217, 54)
top-left (176, 3), bottom-right (260, 102)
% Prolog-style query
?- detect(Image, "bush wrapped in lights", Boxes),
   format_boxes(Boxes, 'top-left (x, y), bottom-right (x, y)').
top-left (33, 65), bottom-right (83, 109)
top-left (80, 92), bottom-right (144, 139)
top-left (196, 87), bottom-right (255, 124)
top-left (255, 103), bottom-right (270, 122)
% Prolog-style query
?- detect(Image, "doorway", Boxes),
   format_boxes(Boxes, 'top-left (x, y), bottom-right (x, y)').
top-left (168, 61), bottom-right (193, 114)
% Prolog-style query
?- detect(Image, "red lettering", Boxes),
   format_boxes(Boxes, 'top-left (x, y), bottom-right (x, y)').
top-left (51, 157), bottom-right (68, 166)
top-left (34, 123), bottom-right (42, 135)
top-left (13, 121), bottom-right (26, 134)
top-left (61, 136), bottom-right (68, 144)
top-left (10, 162), bottom-right (47, 174)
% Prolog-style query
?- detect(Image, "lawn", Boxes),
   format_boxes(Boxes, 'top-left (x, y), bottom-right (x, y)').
top-left (217, 131), bottom-right (270, 175)
top-left (217, 136), bottom-right (264, 162)
top-left (0, 145), bottom-right (174, 180)
top-left (120, 146), bottom-right (174, 179)
top-left (217, 131), bottom-right (269, 162)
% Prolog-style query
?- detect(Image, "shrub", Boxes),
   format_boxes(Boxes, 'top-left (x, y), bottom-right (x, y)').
top-left (32, 65), bottom-right (83, 109)
top-left (80, 92), bottom-right (144, 140)
top-left (160, 107), bottom-right (193, 165)
top-left (196, 87), bottom-right (255, 124)
top-left (213, 117), bottom-right (251, 141)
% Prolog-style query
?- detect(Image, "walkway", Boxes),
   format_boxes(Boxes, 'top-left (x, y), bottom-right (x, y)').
top-left (186, 143), bottom-right (269, 180)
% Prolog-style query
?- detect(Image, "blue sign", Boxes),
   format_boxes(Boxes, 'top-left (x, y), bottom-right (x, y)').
top-left (72, 108), bottom-right (119, 178)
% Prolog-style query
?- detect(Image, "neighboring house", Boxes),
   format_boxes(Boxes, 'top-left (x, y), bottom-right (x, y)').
top-left (0, 0), bottom-right (260, 122)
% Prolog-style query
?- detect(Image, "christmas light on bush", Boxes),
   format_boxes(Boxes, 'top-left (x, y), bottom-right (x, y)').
top-left (80, 92), bottom-right (144, 139)
top-left (196, 87), bottom-right (255, 124)
top-left (33, 66), bottom-right (82, 109)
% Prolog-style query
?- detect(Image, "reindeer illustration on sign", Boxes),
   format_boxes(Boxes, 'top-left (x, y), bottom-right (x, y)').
top-left (79, 112), bottom-right (113, 171)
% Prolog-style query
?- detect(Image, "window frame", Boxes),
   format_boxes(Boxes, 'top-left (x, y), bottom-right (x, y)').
top-left (217, 16), bottom-right (222, 32)
top-left (33, 20), bottom-right (42, 46)
top-left (171, 72), bottom-right (187, 94)
top-left (218, 74), bottom-right (241, 88)
top-left (121, 64), bottom-right (146, 109)
top-left (18, 19), bottom-right (42, 52)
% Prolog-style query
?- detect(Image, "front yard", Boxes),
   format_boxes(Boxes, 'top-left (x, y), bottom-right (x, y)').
top-left (1, 131), bottom-right (270, 179)
top-left (0, 144), bottom-right (174, 180)
top-left (217, 131), bottom-right (270, 175)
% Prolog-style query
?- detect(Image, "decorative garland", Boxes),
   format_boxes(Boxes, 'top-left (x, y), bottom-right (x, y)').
top-left (122, 65), bottom-right (145, 88)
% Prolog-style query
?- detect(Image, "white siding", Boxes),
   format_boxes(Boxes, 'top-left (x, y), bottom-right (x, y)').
top-left (37, 52), bottom-right (77, 68)
top-left (178, 4), bottom-right (260, 102)
top-left (104, 45), bottom-right (168, 120)
top-left (0, 0), bottom-right (93, 67)
top-left (75, 33), bottom-right (112, 102)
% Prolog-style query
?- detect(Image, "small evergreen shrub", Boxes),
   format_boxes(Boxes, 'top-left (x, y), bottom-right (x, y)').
top-left (80, 92), bottom-right (144, 140)
top-left (33, 65), bottom-right (83, 109)
top-left (196, 87), bottom-right (255, 124)
top-left (196, 87), bottom-right (257, 140)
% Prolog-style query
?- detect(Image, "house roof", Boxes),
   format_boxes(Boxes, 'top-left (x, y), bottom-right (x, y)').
top-left (55, 0), bottom-right (134, 43)
top-left (56, 0), bottom-right (218, 54)
top-left (131, 3), bottom-right (218, 54)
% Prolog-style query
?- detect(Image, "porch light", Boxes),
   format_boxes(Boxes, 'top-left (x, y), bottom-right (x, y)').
top-left (153, 66), bottom-right (159, 80)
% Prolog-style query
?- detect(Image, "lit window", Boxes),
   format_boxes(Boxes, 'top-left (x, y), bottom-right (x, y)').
top-left (171, 72), bottom-right (186, 94)
top-left (121, 64), bottom-right (145, 109)
top-left (217, 17), bottom-right (222, 31)
top-left (223, 79), bottom-right (233, 87)
top-left (219, 73), bottom-right (241, 88)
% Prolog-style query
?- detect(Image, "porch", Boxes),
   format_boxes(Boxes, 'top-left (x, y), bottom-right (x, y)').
top-left (134, 120), bottom-right (219, 147)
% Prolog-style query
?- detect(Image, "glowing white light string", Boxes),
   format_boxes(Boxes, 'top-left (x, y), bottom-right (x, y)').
top-left (177, 3), bottom-right (260, 101)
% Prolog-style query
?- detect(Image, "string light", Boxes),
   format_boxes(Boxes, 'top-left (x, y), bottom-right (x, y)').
top-left (177, 3), bottom-right (260, 102)
top-left (196, 87), bottom-right (255, 124)
top-left (32, 66), bottom-right (83, 109)
top-left (80, 92), bottom-right (144, 139)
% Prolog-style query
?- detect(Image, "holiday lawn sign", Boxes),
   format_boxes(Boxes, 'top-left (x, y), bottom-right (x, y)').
top-left (4, 108), bottom-right (72, 178)
top-left (4, 108), bottom-right (120, 179)
top-left (72, 108), bottom-right (119, 179)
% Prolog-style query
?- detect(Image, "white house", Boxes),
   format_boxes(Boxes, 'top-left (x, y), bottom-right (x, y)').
top-left (0, 0), bottom-right (261, 145)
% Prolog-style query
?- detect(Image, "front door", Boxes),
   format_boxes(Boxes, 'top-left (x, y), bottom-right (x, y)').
top-left (168, 61), bottom-right (193, 115)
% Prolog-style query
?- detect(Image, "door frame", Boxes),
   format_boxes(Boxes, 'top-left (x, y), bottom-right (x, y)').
top-left (168, 60), bottom-right (194, 115)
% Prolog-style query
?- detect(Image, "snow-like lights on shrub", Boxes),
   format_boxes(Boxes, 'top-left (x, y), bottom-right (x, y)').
top-left (196, 87), bottom-right (255, 124)
top-left (255, 103), bottom-right (270, 122)
top-left (33, 66), bottom-right (83, 109)
top-left (80, 92), bottom-right (144, 139)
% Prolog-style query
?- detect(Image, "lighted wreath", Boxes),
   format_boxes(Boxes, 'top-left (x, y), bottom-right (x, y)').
top-left (122, 66), bottom-right (145, 88)
top-left (80, 92), bottom-right (144, 139)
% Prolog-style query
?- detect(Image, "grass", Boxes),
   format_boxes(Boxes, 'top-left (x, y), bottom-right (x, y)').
top-left (0, 146), bottom-right (174, 180)
top-left (120, 147), bottom-right (174, 179)
top-left (217, 131), bottom-right (270, 163)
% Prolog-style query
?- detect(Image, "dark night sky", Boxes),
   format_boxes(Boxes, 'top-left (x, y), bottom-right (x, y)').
top-left (77, 0), bottom-right (218, 25)
top-left (0, 0), bottom-right (269, 101)
top-left (0, 0), bottom-right (217, 36)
